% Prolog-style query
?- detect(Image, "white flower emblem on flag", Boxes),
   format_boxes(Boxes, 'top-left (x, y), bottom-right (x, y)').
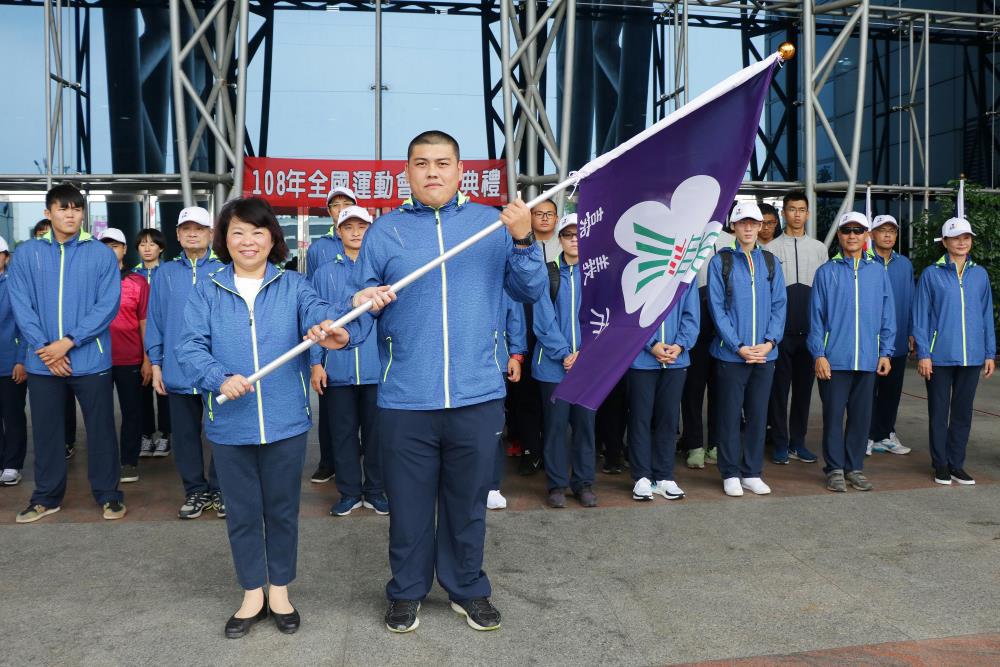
top-left (614, 175), bottom-right (723, 327)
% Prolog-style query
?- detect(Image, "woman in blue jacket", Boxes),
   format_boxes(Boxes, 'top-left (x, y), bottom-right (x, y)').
top-left (627, 282), bottom-right (699, 502)
top-left (532, 214), bottom-right (598, 509)
top-left (0, 237), bottom-right (28, 487)
top-left (912, 217), bottom-right (996, 486)
top-left (708, 202), bottom-right (787, 498)
top-left (177, 197), bottom-right (355, 639)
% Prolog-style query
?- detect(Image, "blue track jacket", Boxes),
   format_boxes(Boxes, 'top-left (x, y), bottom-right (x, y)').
top-left (912, 255), bottom-right (996, 367)
top-left (531, 255), bottom-right (582, 383)
top-left (306, 229), bottom-right (344, 280)
top-left (707, 244), bottom-right (787, 363)
top-left (350, 193), bottom-right (546, 410)
top-left (132, 261), bottom-right (161, 285)
top-left (495, 291), bottom-right (527, 371)
top-left (178, 263), bottom-right (362, 446)
top-left (631, 281), bottom-right (700, 370)
top-left (8, 230), bottom-right (120, 376)
top-left (0, 271), bottom-right (27, 375)
top-left (146, 250), bottom-right (224, 394)
top-left (310, 253), bottom-right (381, 386)
top-left (874, 251), bottom-right (914, 357)
top-left (807, 253), bottom-right (897, 371)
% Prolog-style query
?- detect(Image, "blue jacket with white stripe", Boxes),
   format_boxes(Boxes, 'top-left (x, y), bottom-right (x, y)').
top-left (309, 253), bottom-right (381, 386)
top-left (349, 192), bottom-right (546, 410)
top-left (177, 262), bottom-right (363, 446)
top-left (145, 250), bottom-right (225, 394)
top-left (874, 251), bottom-right (914, 358)
top-left (912, 255), bottom-right (995, 367)
top-left (306, 229), bottom-right (344, 280)
top-left (531, 255), bottom-right (581, 384)
top-left (630, 281), bottom-right (700, 370)
top-left (8, 230), bottom-right (120, 376)
top-left (707, 244), bottom-right (787, 363)
top-left (0, 271), bottom-right (27, 376)
top-left (807, 252), bottom-right (897, 371)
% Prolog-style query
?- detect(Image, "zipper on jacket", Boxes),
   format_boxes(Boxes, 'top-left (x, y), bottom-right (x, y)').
top-left (58, 243), bottom-right (66, 338)
top-left (853, 258), bottom-right (860, 371)
top-left (493, 330), bottom-right (502, 373)
top-left (382, 336), bottom-right (393, 382)
top-left (660, 321), bottom-right (666, 369)
top-left (957, 263), bottom-right (968, 366)
top-left (354, 348), bottom-right (361, 386)
top-left (793, 238), bottom-right (799, 284)
top-left (745, 251), bottom-right (756, 345)
top-left (570, 265), bottom-right (578, 353)
top-left (299, 371), bottom-right (311, 416)
top-left (930, 330), bottom-right (938, 353)
top-left (207, 393), bottom-right (214, 421)
top-left (434, 211), bottom-right (451, 408)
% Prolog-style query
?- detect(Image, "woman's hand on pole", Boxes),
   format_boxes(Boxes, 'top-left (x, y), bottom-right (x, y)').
top-left (352, 285), bottom-right (397, 313)
top-left (220, 375), bottom-right (254, 402)
top-left (305, 320), bottom-right (350, 350)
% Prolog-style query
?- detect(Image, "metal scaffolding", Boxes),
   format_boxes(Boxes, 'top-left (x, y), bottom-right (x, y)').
top-left (7, 0), bottom-right (1000, 245)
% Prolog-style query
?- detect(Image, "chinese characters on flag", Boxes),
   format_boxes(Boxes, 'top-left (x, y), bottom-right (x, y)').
top-left (243, 157), bottom-right (508, 209)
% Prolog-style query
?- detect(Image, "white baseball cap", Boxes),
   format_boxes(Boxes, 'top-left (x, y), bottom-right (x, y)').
top-left (0, 236), bottom-right (8, 253)
top-left (871, 214), bottom-right (899, 229)
top-left (729, 202), bottom-right (764, 223)
top-left (837, 211), bottom-right (870, 230)
top-left (177, 206), bottom-right (213, 228)
top-left (326, 186), bottom-right (357, 205)
top-left (98, 228), bottom-right (127, 245)
top-left (935, 217), bottom-right (976, 242)
top-left (337, 205), bottom-right (373, 227)
top-left (557, 213), bottom-right (578, 234)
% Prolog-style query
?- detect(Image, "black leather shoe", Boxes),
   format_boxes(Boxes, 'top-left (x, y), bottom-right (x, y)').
top-left (272, 607), bottom-right (301, 634)
top-left (225, 595), bottom-right (268, 639)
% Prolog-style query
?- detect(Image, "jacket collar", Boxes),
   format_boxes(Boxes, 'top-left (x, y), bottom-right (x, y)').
top-left (831, 250), bottom-right (873, 265)
top-left (40, 229), bottom-right (92, 246)
top-left (210, 262), bottom-right (284, 292)
top-left (935, 254), bottom-right (976, 269)
top-left (400, 191), bottom-right (470, 213)
top-left (176, 248), bottom-right (217, 268)
top-left (722, 240), bottom-right (761, 254)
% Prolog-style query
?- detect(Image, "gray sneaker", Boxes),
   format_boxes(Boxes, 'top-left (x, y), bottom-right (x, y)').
top-left (139, 436), bottom-right (155, 458)
top-left (153, 437), bottom-right (171, 457)
top-left (845, 470), bottom-right (873, 491)
top-left (120, 465), bottom-right (139, 483)
top-left (547, 488), bottom-right (566, 509)
top-left (575, 485), bottom-right (598, 508)
top-left (826, 470), bottom-right (846, 493)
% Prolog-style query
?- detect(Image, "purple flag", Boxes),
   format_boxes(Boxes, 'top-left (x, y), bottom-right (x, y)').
top-left (552, 54), bottom-right (782, 409)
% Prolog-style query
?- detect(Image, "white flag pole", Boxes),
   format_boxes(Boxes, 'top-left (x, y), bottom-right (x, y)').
top-left (216, 178), bottom-right (577, 404)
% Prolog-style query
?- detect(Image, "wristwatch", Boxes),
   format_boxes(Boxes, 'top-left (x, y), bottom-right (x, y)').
top-left (513, 232), bottom-right (535, 247)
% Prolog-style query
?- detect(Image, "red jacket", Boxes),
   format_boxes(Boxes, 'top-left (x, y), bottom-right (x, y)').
top-left (110, 271), bottom-right (150, 366)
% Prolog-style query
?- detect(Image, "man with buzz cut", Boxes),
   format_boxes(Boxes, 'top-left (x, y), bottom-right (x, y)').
top-left (350, 130), bottom-right (545, 634)
top-left (306, 185), bottom-right (356, 279)
top-left (9, 183), bottom-right (125, 522)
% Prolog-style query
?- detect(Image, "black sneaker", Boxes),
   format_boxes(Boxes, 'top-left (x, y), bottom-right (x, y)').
top-left (934, 467), bottom-right (952, 485)
top-left (178, 492), bottom-right (212, 519)
top-left (451, 597), bottom-right (501, 631)
top-left (547, 488), bottom-right (566, 508)
top-left (212, 491), bottom-right (226, 518)
top-left (575, 485), bottom-right (598, 508)
top-left (950, 468), bottom-right (976, 485)
top-left (517, 452), bottom-right (541, 476)
top-left (384, 599), bottom-right (420, 633)
top-left (310, 465), bottom-right (335, 483)
top-left (65, 443), bottom-right (75, 460)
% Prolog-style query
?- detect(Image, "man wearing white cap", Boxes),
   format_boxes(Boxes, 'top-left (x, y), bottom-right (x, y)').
top-left (807, 211), bottom-right (895, 493)
top-left (0, 235), bottom-right (28, 487)
top-left (706, 201), bottom-right (786, 498)
top-left (146, 206), bottom-right (226, 519)
top-left (99, 229), bottom-right (151, 484)
top-left (912, 216), bottom-right (995, 485)
top-left (309, 205), bottom-right (387, 513)
top-left (866, 215), bottom-right (914, 456)
top-left (306, 186), bottom-right (357, 279)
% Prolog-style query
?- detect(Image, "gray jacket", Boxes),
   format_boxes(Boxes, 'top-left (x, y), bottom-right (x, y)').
top-left (765, 233), bottom-right (829, 335)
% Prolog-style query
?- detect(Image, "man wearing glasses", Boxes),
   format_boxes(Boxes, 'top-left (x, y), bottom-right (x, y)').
top-left (807, 212), bottom-right (896, 493)
top-left (764, 192), bottom-right (829, 465)
top-left (530, 199), bottom-right (562, 263)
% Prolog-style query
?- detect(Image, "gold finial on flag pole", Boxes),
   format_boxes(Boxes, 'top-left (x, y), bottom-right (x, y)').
top-left (778, 43), bottom-right (796, 61)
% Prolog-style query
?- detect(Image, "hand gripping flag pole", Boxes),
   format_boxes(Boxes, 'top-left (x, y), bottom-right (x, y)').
top-left (218, 45), bottom-right (795, 406)
top-left (216, 179), bottom-right (578, 405)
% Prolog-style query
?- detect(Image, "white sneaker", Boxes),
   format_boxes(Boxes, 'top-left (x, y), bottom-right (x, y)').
top-left (486, 490), bottom-right (507, 510)
top-left (652, 479), bottom-right (684, 500)
top-left (632, 477), bottom-right (653, 501)
top-left (884, 432), bottom-right (911, 455)
top-left (153, 438), bottom-right (170, 457)
top-left (723, 477), bottom-right (743, 497)
top-left (865, 440), bottom-right (874, 456)
top-left (0, 469), bottom-right (22, 486)
top-left (740, 477), bottom-right (771, 495)
top-left (139, 436), bottom-right (155, 458)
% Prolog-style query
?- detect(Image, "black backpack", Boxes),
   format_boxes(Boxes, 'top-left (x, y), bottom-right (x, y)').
top-left (546, 261), bottom-right (561, 303)
top-left (720, 249), bottom-right (776, 310)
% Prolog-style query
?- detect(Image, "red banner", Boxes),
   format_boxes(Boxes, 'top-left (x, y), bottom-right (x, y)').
top-left (243, 157), bottom-right (508, 209)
